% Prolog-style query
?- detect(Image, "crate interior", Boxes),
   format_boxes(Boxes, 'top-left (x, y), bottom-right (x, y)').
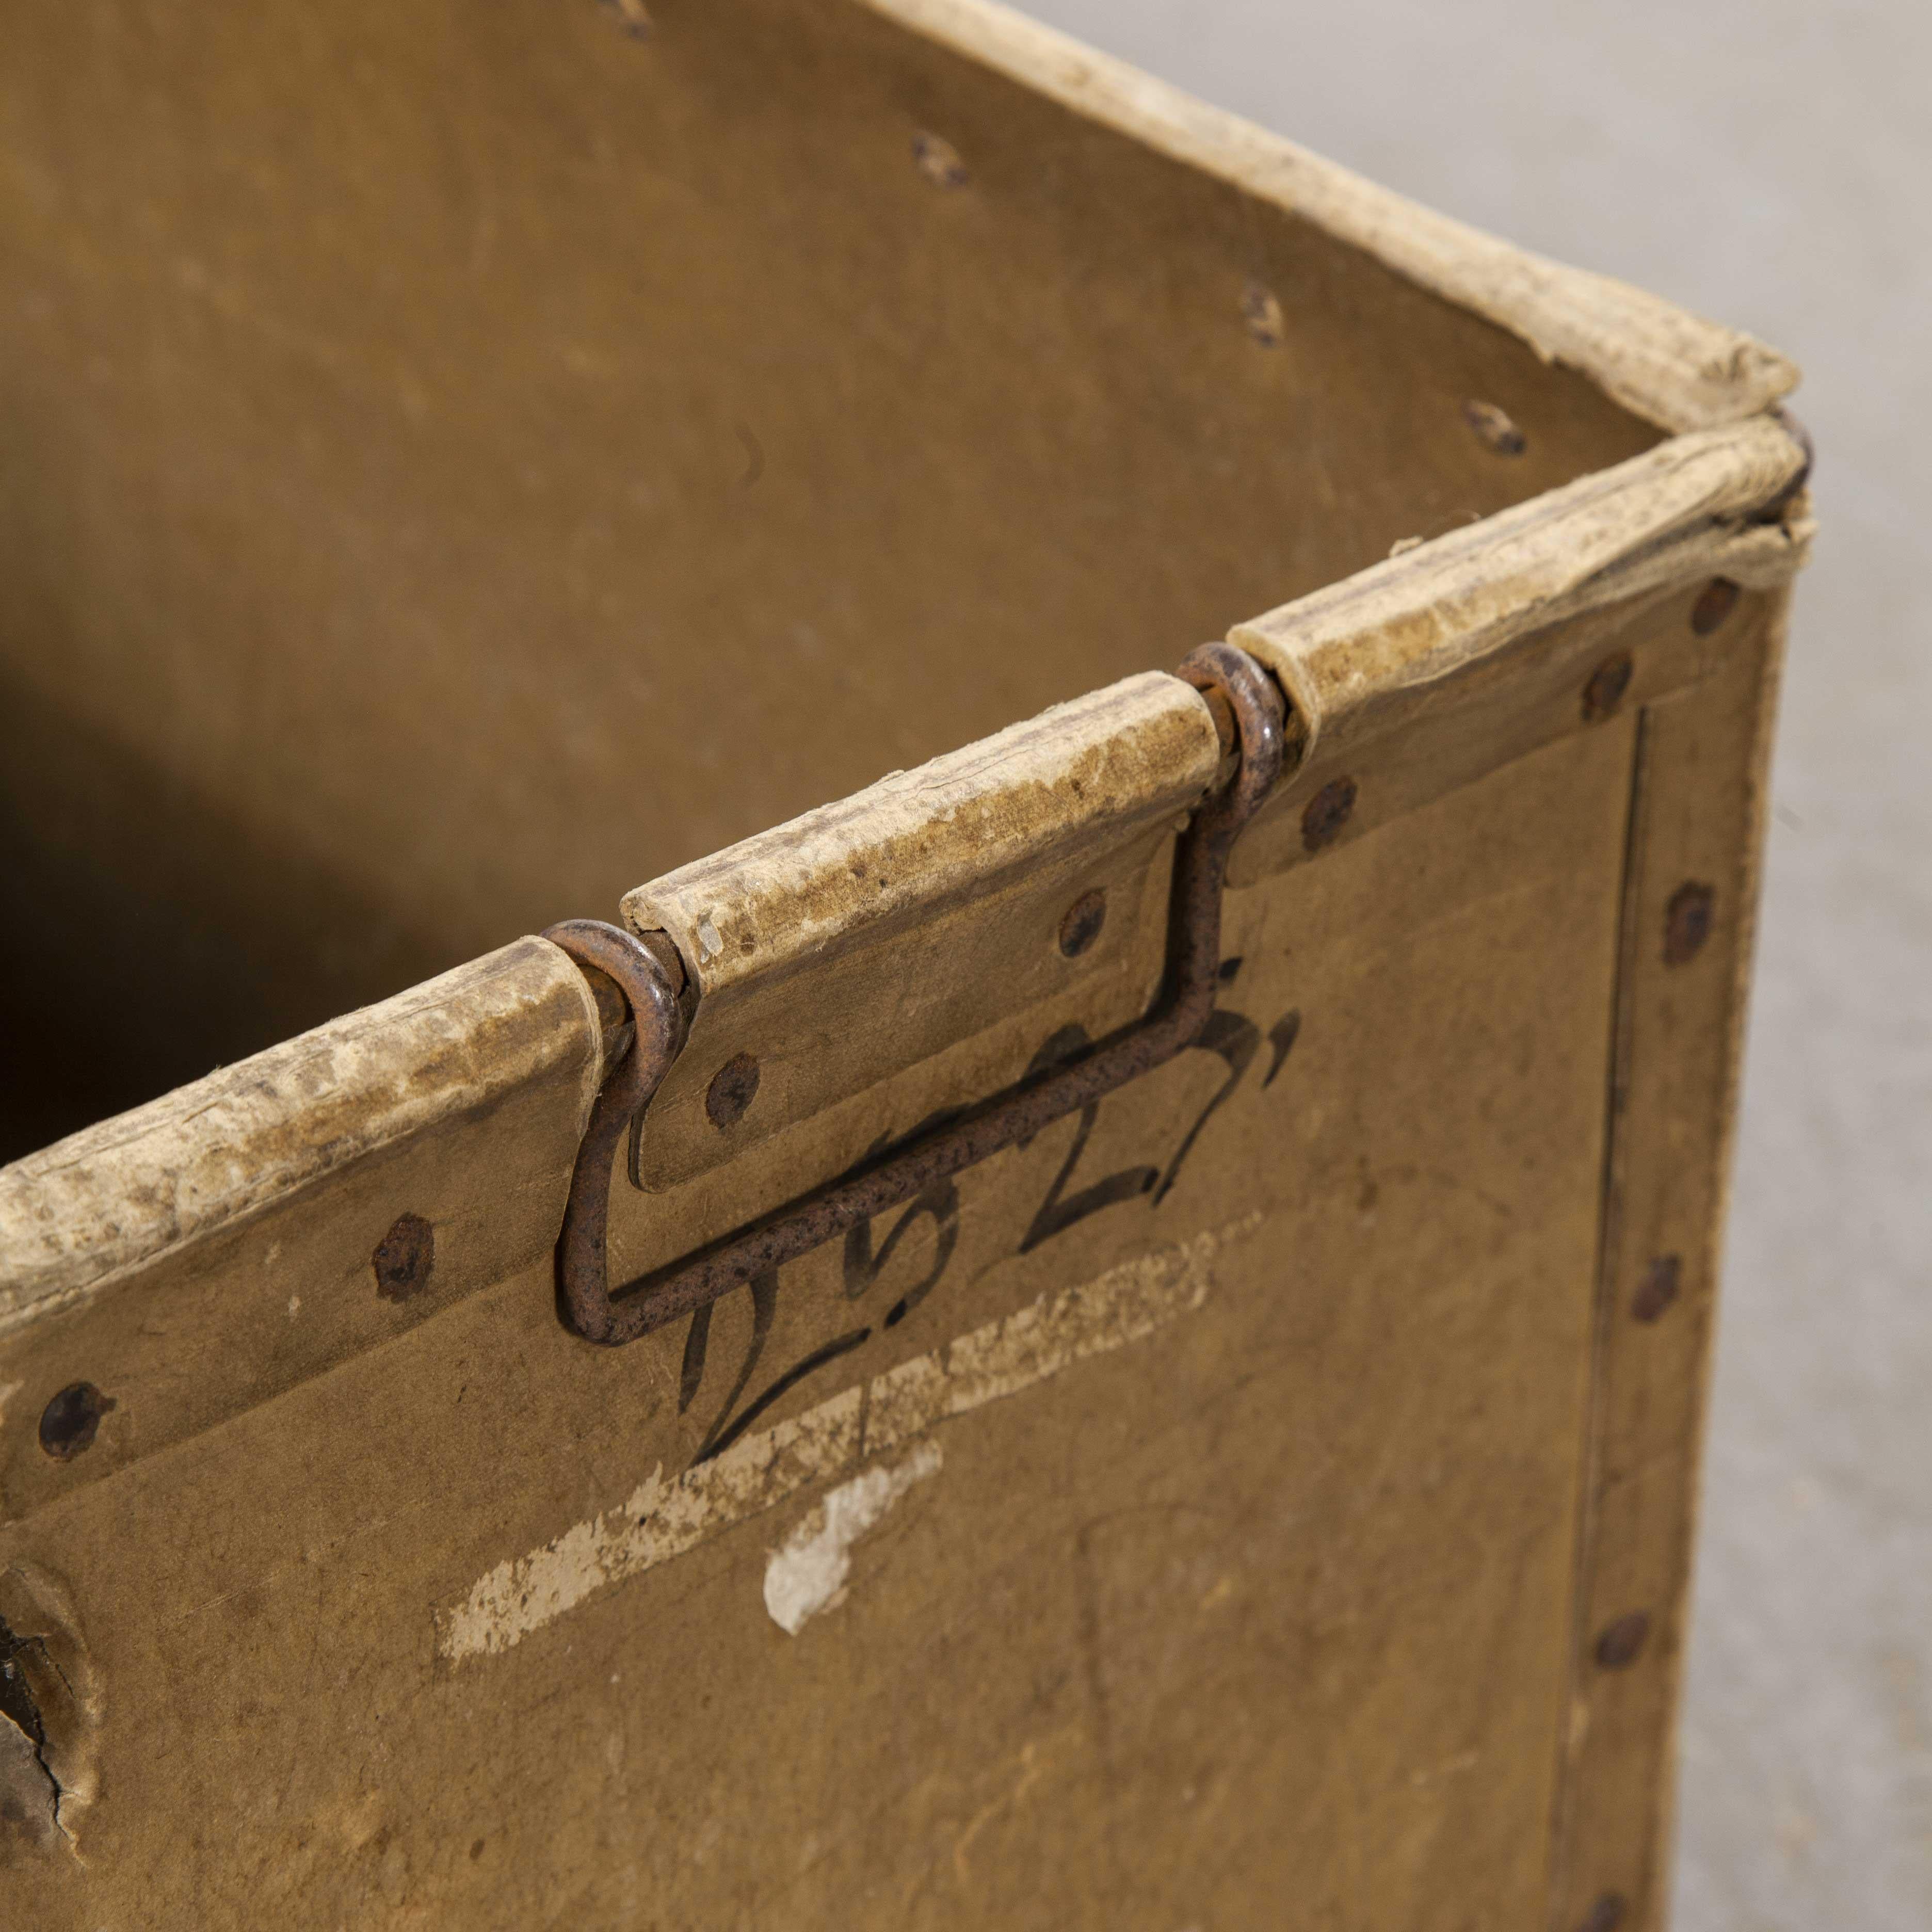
top-left (0, 0), bottom-right (1660, 1161)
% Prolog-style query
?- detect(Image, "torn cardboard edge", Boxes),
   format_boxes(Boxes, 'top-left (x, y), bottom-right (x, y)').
top-left (0, 1560), bottom-right (103, 1856)
top-left (868, 0), bottom-right (1799, 434)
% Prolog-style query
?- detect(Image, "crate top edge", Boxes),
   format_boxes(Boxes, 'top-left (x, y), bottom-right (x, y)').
top-left (0, 939), bottom-right (603, 1340)
top-left (873, 0), bottom-right (1799, 435)
top-left (0, 422), bottom-right (1815, 1341)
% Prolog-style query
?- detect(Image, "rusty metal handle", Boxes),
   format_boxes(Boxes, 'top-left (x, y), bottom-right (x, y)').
top-left (543, 641), bottom-right (1287, 1346)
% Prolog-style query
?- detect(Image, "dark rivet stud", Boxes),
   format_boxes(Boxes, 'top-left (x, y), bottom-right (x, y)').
top-left (1691, 577), bottom-right (1741, 635)
top-left (1596, 1611), bottom-right (1652, 1670)
top-left (1633, 1254), bottom-right (1682, 1323)
top-left (1464, 398), bottom-right (1526, 456)
top-left (601, 0), bottom-right (653, 39)
top-left (39, 1381), bottom-right (115, 1461)
top-left (1242, 281), bottom-right (1284, 348)
top-left (706, 1052), bottom-right (761, 1130)
top-left (912, 132), bottom-right (968, 190)
top-left (372, 1211), bottom-right (436, 1302)
top-left (1577, 1893), bottom-right (1629, 1932)
top-left (1664, 881), bottom-right (1716, 965)
top-left (1301, 776), bottom-right (1357, 852)
top-left (1058, 889), bottom-right (1107, 958)
top-left (1582, 651), bottom-right (1634, 723)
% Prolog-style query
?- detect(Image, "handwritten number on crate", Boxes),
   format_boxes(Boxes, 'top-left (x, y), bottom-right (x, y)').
top-left (686, 1257), bottom-right (871, 1466)
top-left (694, 1322), bottom-right (872, 1467)
top-left (844, 1157), bottom-right (962, 1328)
top-left (687, 1125), bottom-right (964, 1465)
top-left (679, 999), bottom-right (1302, 1463)
top-left (1017, 1025), bottom-right (1161, 1254)
top-left (1264, 1009), bottom-right (1301, 1088)
top-left (685, 1266), bottom-right (783, 1462)
top-left (1151, 1007), bottom-right (1260, 1205)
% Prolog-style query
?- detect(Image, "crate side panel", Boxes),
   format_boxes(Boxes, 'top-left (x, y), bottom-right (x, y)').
top-left (1, 719), bottom-right (1634, 1924)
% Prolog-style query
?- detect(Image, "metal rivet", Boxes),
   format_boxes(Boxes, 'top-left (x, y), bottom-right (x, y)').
top-left (373, 1211), bottom-right (435, 1302)
top-left (1691, 577), bottom-right (1741, 635)
top-left (912, 132), bottom-right (968, 189)
top-left (1058, 889), bottom-right (1107, 958)
top-left (1301, 776), bottom-right (1357, 852)
top-left (1664, 881), bottom-right (1716, 965)
top-left (38, 1381), bottom-right (116, 1461)
top-left (1463, 398), bottom-right (1526, 456)
top-left (1242, 280), bottom-right (1284, 348)
top-left (1577, 1893), bottom-right (1629, 1932)
top-left (600, 0), bottom-right (653, 38)
top-left (1582, 651), bottom-right (1634, 723)
top-left (1632, 1254), bottom-right (1682, 1323)
top-left (1595, 1611), bottom-right (1652, 1670)
top-left (706, 1052), bottom-right (761, 1130)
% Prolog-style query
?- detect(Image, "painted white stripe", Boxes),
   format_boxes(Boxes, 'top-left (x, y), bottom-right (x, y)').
top-left (437, 1214), bottom-right (1260, 1663)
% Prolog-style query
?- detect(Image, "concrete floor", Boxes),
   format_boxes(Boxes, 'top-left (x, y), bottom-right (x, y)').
top-left (1014, 4), bottom-right (1932, 1924)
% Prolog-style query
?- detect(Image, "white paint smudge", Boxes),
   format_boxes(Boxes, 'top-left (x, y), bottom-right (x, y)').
top-left (438, 1214), bottom-right (1259, 1663)
top-left (0, 1379), bottom-right (20, 1428)
top-left (763, 1439), bottom-right (943, 1635)
top-left (437, 1387), bottom-right (863, 1663)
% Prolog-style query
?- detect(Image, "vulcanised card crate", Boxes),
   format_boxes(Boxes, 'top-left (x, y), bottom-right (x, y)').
top-left (0, 2), bottom-right (1812, 1925)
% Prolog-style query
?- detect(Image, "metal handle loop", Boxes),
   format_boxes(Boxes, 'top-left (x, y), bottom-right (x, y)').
top-left (543, 641), bottom-right (1287, 1346)
top-left (541, 919), bottom-right (689, 1344)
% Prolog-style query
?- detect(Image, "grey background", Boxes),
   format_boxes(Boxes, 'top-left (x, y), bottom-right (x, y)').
top-left (1015, 3), bottom-right (1930, 1926)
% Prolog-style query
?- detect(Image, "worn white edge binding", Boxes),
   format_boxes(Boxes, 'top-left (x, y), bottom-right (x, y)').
top-left (0, 423), bottom-right (1809, 1332)
top-left (1236, 414), bottom-right (1813, 759)
top-left (867, 0), bottom-right (1797, 433)
top-left (622, 673), bottom-right (1220, 1000)
top-left (0, 939), bottom-right (603, 1334)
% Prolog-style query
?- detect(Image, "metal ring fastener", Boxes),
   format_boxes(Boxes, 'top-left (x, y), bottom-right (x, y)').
top-left (541, 918), bottom-right (689, 1344)
top-left (542, 640), bottom-right (1288, 1346)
